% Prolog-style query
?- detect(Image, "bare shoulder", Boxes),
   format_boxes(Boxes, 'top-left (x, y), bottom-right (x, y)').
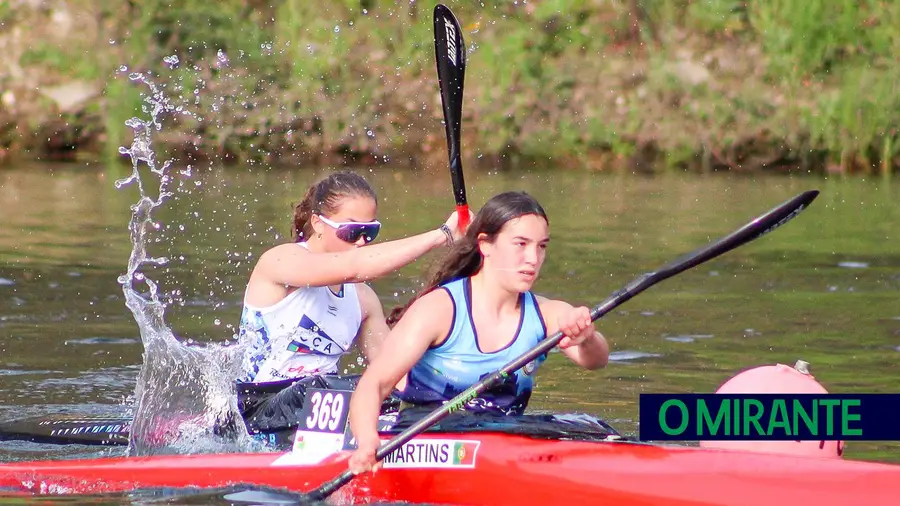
top-left (354, 282), bottom-right (382, 317)
top-left (534, 295), bottom-right (573, 331)
top-left (256, 242), bottom-right (307, 269)
top-left (261, 242), bottom-right (308, 259)
top-left (247, 243), bottom-right (307, 291)
top-left (356, 282), bottom-right (379, 300)
top-left (414, 287), bottom-right (454, 312)
top-left (395, 287), bottom-right (454, 330)
top-left (535, 294), bottom-right (572, 315)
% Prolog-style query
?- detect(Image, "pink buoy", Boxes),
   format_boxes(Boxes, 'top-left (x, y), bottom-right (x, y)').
top-left (699, 360), bottom-right (844, 458)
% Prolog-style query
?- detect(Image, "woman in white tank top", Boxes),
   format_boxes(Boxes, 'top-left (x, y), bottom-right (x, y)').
top-left (238, 171), bottom-right (469, 385)
top-left (129, 171), bottom-right (469, 453)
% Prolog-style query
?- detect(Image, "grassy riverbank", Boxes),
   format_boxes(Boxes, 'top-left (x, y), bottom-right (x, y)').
top-left (0, 0), bottom-right (897, 175)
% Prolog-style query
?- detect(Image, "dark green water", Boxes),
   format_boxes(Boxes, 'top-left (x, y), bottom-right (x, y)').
top-left (0, 162), bottom-right (898, 502)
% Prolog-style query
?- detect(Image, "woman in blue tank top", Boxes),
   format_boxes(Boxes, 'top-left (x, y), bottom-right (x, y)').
top-left (347, 191), bottom-right (610, 474)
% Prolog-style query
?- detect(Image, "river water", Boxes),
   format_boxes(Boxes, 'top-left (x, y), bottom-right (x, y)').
top-left (0, 160), bottom-right (898, 502)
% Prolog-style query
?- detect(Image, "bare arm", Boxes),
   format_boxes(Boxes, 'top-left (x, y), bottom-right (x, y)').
top-left (538, 296), bottom-right (610, 370)
top-left (348, 290), bottom-right (453, 453)
top-left (355, 283), bottom-right (389, 363)
top-left (255, 229), bottom-right (448, 289)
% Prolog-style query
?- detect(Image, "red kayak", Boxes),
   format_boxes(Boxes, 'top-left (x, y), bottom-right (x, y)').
top-left (2, 431), bottom-right (899, 505)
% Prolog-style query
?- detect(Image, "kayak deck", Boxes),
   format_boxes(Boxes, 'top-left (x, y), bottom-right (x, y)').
top-left (2, 433), bottom-right (899, 506)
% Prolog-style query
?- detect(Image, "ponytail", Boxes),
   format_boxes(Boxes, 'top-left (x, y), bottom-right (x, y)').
top-left (292, 185), bottom-right (319, 241)
top-left (386, 235), bottom-right (483, 326)
top-left (291, 171), bottom-right (377, 242)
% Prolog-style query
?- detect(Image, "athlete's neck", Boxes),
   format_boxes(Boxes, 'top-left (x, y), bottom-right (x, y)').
top-left (469, 270), bottom-right (521, 319)
top-left (297, 238), bottom-right (342, 294)
top-left (303, 236), bottom-right (326, 253)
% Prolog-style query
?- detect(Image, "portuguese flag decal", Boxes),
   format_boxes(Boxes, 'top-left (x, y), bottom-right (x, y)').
top-left (452, 441), bottom-right (479, 466)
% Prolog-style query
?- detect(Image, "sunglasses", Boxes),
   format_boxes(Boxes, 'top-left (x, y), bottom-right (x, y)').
top-left (317, 215), bottom-right (382, 244)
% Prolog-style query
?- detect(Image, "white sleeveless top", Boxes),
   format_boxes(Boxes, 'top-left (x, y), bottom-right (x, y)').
top-left (237, 243), bottom-right (363, 383)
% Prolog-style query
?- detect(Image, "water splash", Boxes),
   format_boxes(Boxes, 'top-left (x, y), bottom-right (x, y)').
top-left (114, 71), bottom-right (259, 457)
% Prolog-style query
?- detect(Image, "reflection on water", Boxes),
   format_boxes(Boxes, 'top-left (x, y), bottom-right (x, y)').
top-left (1, 163), bottom-right (899, 469)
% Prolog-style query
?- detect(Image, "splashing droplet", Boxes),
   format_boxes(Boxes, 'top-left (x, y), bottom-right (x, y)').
top-left (215, 49), bottom-right (230, 69)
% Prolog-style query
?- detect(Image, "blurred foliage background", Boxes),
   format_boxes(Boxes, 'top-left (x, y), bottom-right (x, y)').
top-left (0, 0), bottom-right (897, 175)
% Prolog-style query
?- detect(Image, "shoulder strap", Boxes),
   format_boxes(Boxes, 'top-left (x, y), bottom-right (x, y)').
top-left (524, 291), bottom-right (549, 342)
top-left (429, 278), bottom-right (467, 350)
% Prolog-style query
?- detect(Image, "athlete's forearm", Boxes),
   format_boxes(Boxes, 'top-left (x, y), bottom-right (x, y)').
top-left (349, 373), bottom-right (391, 446)
top-left (265, 228), bottom-right (449, 289)
top-left (345, 229), bottom-right (447, 282)
top-left (571, 331), bottom-right (609, 370)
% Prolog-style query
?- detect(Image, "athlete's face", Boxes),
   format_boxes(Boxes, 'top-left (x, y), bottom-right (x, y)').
top-left (479, 214), bottom-right (549, 292)
top-left (312, 195), bottom-right (379, 252)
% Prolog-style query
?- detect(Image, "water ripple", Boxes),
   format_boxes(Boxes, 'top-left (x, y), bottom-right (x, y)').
top-left (609, 350), bottom-right (662, 362)
top-left (0, 368), bottom-right (63, 376)
top-left (64, 337), bottom-right (139, 345)
top-left (664, 334), bottom-right (714, 343)
top-left (838, 261), bottom-right (869, 269)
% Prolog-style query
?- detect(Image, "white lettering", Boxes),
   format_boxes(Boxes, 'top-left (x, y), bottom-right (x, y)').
top-left (763, 205), bottom-right (806, 235)
top-left (317, 393), bottom-right (333, 430)
top-left (444, 19), bottom-right (458, 65)
top-left (328, 394), bottom-right (344, 431)
top-left (305, 391), bottom-right (322, 430)
top-left (304, 390), bottom-right (347, 432)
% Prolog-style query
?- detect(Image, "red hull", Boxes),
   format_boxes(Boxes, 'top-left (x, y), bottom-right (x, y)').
top-left (1, 433), bottom-right (898, 505)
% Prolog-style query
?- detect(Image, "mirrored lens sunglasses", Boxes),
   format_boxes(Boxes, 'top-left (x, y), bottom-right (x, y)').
top-left (317, 215), bottom-right (382, 244)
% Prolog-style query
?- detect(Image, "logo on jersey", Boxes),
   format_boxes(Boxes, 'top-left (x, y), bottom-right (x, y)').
top-left (286, 314), bottom-right (347, 356)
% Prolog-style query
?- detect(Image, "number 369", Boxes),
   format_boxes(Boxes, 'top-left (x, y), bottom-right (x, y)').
top-left (304, 391), bottom-right (346, 432)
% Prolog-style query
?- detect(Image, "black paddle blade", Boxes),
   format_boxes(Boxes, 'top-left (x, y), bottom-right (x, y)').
top-left (0, 414), bottom-right (131, 446)
top-left (505, 189), bottom-right (821, 370)
top-left (647, 189), bottom-right (820, 289)
top-left (590, 189), bottom-right (820, 323)
top-left (434, 4), bottom-right (468, 212)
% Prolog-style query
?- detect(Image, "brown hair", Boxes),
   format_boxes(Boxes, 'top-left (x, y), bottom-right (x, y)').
top-left (386, 191), bottom-right (548, 326)
top-left (292, 171), bottom-right (377, 241)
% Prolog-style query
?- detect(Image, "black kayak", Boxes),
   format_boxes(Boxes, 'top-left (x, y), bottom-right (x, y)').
top-left (0, 413), bottom-right (132, 446)
top-left (0, 374), bottom-right (397, 450)
top-left (0, 373), bottom-right (622, 449)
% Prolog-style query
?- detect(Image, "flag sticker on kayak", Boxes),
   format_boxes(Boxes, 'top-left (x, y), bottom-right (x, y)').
top-left (453, 441), bottom-right (477, 465)
top-left (381, 439), bottom-right (481, 469)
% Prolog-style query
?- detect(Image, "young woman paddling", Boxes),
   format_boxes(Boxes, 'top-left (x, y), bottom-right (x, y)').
top-left (232, 170), bottom-right (468, 442)
top-left (346, 191), bottom-right (610, 473)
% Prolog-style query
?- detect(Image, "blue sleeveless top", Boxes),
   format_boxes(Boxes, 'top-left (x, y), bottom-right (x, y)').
top-left (397, 277), bottom-right (549, 415)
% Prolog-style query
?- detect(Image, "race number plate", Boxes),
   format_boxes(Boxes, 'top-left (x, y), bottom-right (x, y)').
top-left (290, 388), bottom-right (353, 463)
top-left (300, 388), bottom-right (351, 434)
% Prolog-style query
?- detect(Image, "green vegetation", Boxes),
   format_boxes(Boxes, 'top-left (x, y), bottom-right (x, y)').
top-left (1, 0), bottom-right (897, 174)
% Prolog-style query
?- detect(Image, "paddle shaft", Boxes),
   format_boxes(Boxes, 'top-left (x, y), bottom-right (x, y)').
top-left (434, 4), bottom-right (469, 230)
top-left (309, 189), bottom-right (820, 500)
